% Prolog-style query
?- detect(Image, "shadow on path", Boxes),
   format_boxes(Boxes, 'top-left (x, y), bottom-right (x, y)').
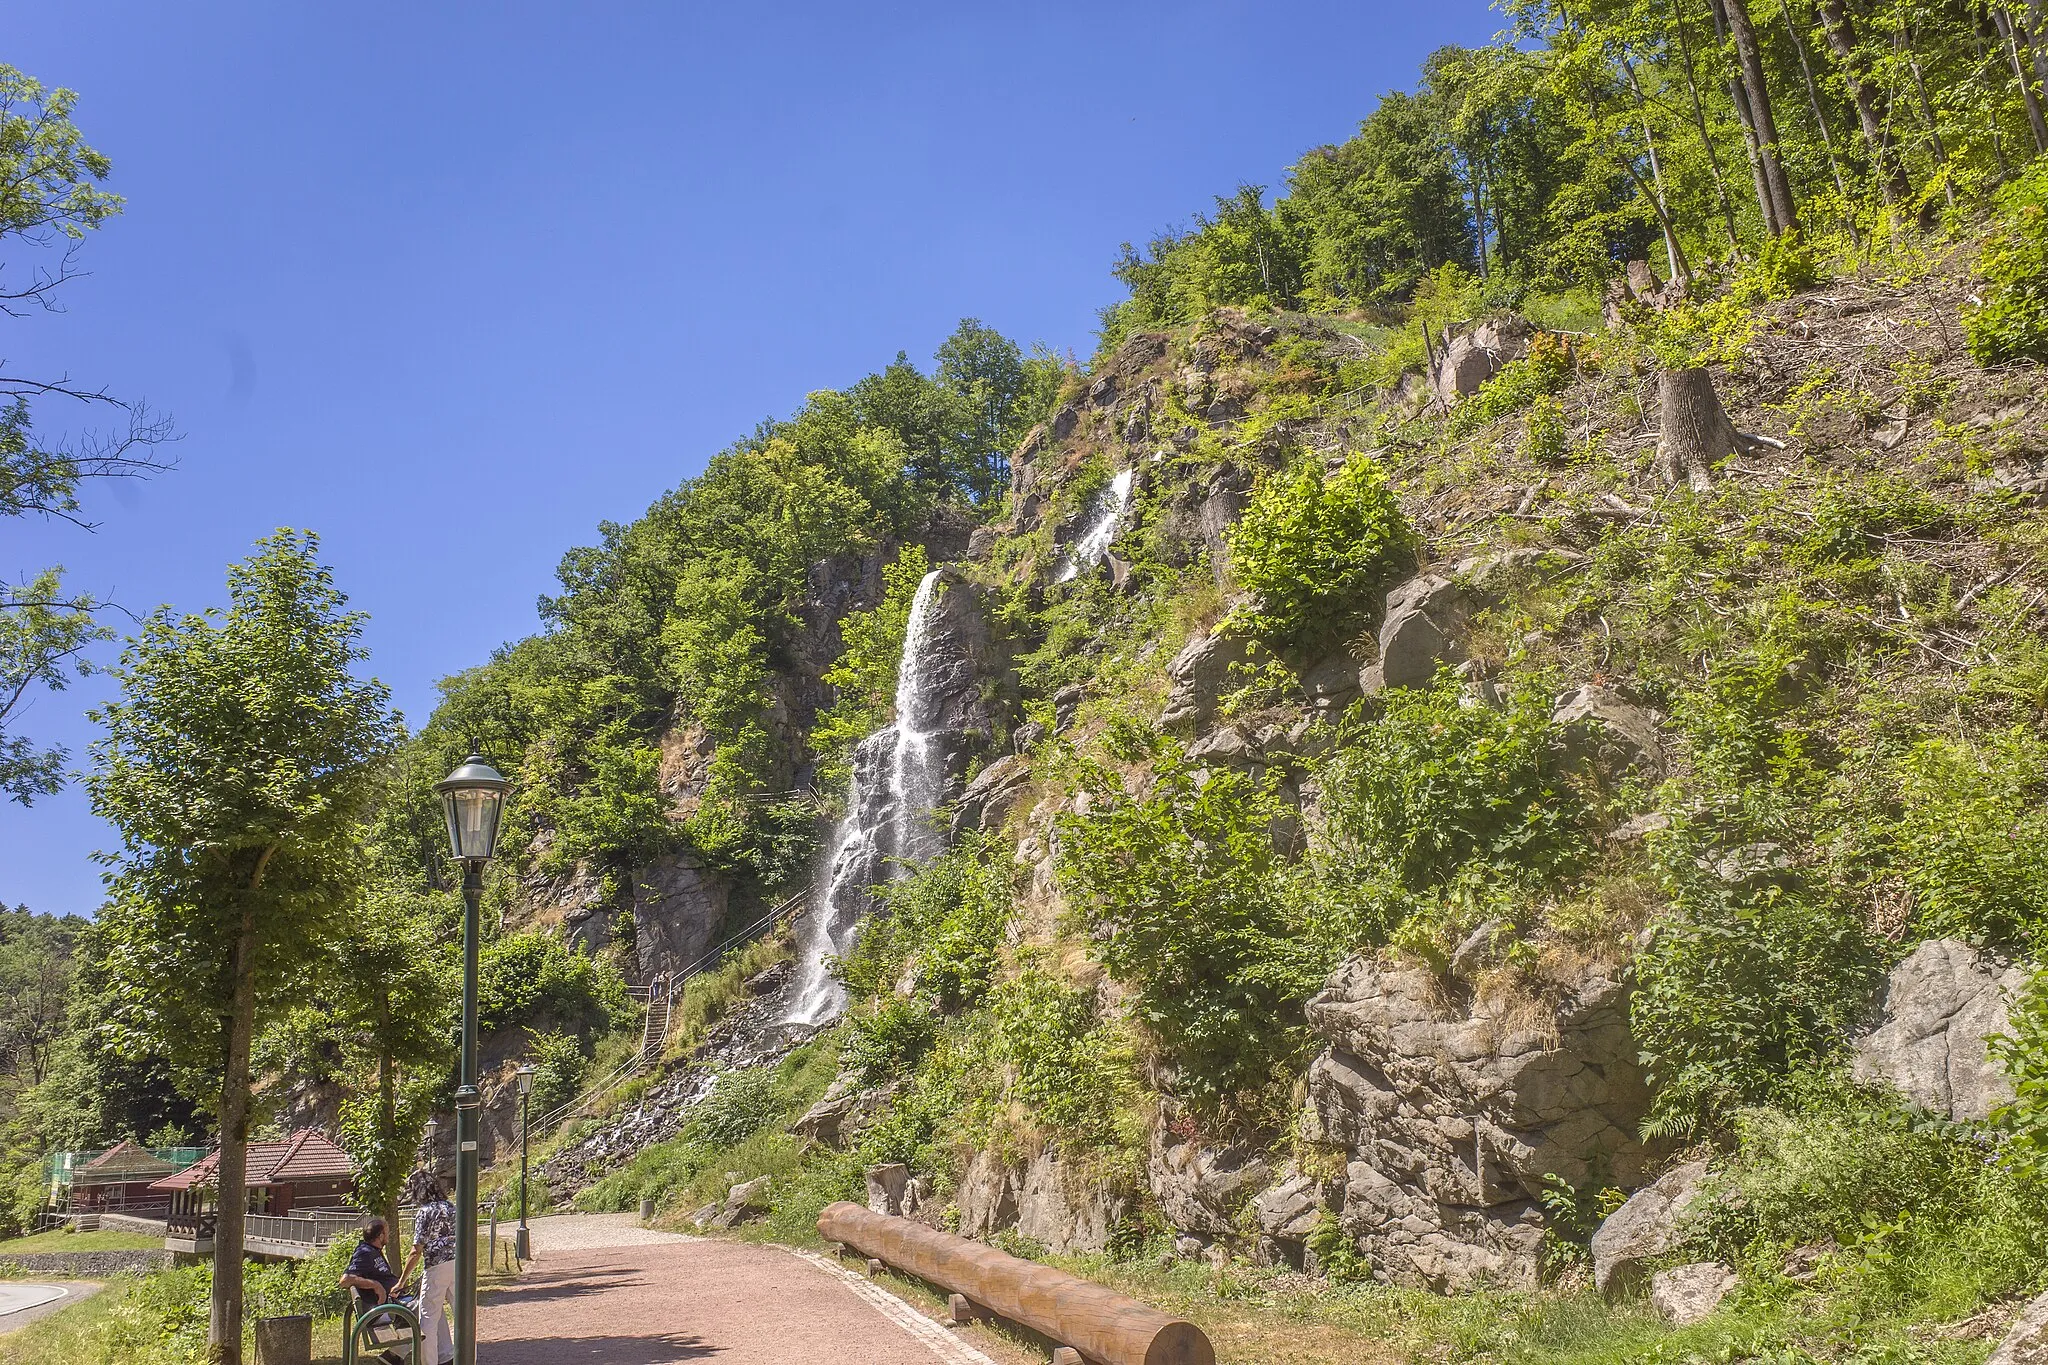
top-left (479, 1332), bottom-right (717, 1363)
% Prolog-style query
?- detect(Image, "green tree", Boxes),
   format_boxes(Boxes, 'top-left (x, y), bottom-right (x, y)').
top-left (0, 68), bottom-right (172, 804)
top-left (85, 530), bottom-right (400, 1364)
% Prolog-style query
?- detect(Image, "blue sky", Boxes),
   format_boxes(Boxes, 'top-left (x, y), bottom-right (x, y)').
top-left (4, 1), bottom-right (1498, 915)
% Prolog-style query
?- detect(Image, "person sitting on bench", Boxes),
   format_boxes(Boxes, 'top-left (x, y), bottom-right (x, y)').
top-left (340, 1217), bottom-right (412, 1364)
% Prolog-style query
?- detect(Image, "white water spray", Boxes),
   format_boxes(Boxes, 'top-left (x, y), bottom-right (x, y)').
top-left (1055, 468), bottom-right (1136, 583)
top-left (786, 569), bottom-right (946, 1026)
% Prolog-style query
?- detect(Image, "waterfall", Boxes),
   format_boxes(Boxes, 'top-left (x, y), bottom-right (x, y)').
top-left (786, 569), bottom-right (946, 1027)
top-left (1055, 468), bottom-right (1136, 583)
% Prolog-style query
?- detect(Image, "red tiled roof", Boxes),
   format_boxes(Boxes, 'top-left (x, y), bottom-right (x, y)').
top-left (148, 1131), bottom-right (355, 1193)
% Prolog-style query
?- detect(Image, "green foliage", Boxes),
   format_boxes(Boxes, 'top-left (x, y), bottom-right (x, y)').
top-left (525, 1029), bottom-right (588, 1116)
top-left (1445, 332), bottom-right (1575, 437)
top-left (1523, 393), bottom-right (1568, 464)
top-left (1891, 729), bottom-right (2048, 952)
top-left (0, 564), bottom-right (109, 805)
top-left (839, 832), bottom-right (1014, 1012)
top-left (986, 966), bottom-right (1139, 1149)
top-left (1694, 1079), bottom-right (2048, 1318)
top-left (1994, 969), bottom-right (2048, 1183)
top-left (840, 995), bottom-right (940, 1085)
top-left (1800, 475), bottom-right (1961, 565)
top-left (1225, 452), bottom-right (1416, 654)
top-left (1318, 680), bottom-right (1592, 922)
top-left (1057, 743), bottom-right (1332, 1108)
top-left (478, 930), bottom-right (627, 1034)
top-left (1634, 836), bottom-right (1882, 1136)
top-left (1966, 160), bottom-right (2048, 366)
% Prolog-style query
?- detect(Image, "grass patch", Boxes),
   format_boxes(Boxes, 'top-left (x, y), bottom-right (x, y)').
top-left (0, 1229), bottom-right (162, 1254)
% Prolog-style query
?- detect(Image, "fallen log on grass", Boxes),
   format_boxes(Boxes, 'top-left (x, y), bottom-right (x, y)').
top-left (817, 1201), bottom-right (1214, 1365)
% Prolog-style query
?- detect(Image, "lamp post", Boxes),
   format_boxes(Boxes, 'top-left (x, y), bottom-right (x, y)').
top-left (436, 755), bottom-right (509, 1365)
top-left (513, 1064), bottom-right (534, 1262)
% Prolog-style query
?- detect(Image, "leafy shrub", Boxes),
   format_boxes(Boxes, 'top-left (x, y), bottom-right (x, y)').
top-left (1315, 679), bottom-right (1592, 943)
top-left (1891, 729), bottom-right (2048, 952)
top-left (478, 931), bottom-right (629, 1033)
top-left (1693, 1078), bottom-right (2048, 1317)
top-left (691, 1066), bottom-right (783, 1147)
top-left (840, 995), bottom-right (939, 1085)
top-left (1057, 743), bottom-right (1333, 1107)
top-left (1522, 393), bottom-right (1568, 464)
top-left (1966, 159), bottom-right (2048, 365)
top-left (1633, 836), bottom-right (1882, 1135)
top-left (987, 966), bottom-right (1140, 1149)
top-left (1225, 452), bottom-right (1416, 654)
top-left (1799, 475), bottom-right (1958, 565)
top-left (841, 833), bottom-right (1014, 1011)
top-left (525, 1028), bottom-right (589, 1115)
top-left (1446, 331), bottom-right (1575, 437)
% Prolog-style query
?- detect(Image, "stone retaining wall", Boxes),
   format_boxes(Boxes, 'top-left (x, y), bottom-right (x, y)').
top-left (0, 1248), bottom-right (174, 1277)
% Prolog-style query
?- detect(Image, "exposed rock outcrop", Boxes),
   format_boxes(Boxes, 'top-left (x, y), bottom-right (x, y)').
top-left (632, 852), bottom-right (729, 980)
top-left (1590, 1159), bottom-right (1710, 1298)
top-left (1851, 938), bottom-right (2026, 1123)
top-left (1364, 574), bottom-right (1466, 692)
top-left (1432, 317), bottom-right (1536, 407)
top-left (1651, 1262), bottom-right (1738, 1324)
top-left (1149, 1129), bottom-right (1273, 1242)
top-left (1552, 685), bottom-right (1667, 783)
top-left (951, 753), bottom-right (1033, 837)
top-left (1305, 953), bottom-right (1662, 1291)
top-left (1160, 632), bottom-right (1257, 733)
top-left (1990, 1288), bottom-right (2048, 1365)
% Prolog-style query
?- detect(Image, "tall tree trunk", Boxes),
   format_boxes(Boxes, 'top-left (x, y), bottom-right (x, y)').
top-left (1817, 0), bottom-right (1913, 206)
top-left (1779, 0), bottom-right (1861, 234)
top-left (1671, 0), bottom-right (1748, 250)
top-left (1624, 57), bottom-right (1695, 285)
top-left (1899, 23), bottom-right (1957, 209)
top-left (1713, 0), bottom-right (1786, 233)
top-left (1724, 0), bottom-right (1801, 234)
top-left (378, 991), bottom-right (401, 1268)
top-left (210, 905), bottom-right (259, 1365)
top-left (1998, 3), bottom-right (2048, 151)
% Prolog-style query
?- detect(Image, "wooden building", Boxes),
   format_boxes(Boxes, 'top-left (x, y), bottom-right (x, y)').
top-left (154, 1129), bottom-right (360, 1256)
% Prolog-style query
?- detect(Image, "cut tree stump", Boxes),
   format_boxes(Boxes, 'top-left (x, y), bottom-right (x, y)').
top-left (1655, 367), bottom-right (1749, 492)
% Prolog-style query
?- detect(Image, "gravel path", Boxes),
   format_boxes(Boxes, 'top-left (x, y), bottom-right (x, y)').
top-left (480, 1217), bottom-right (997, 1364)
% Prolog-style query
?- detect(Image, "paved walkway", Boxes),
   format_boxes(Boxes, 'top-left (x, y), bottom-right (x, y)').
top-left (0, 1281), bottom-right (103, 1334)
top-left (479, 1214), bottom-right (997, 1364)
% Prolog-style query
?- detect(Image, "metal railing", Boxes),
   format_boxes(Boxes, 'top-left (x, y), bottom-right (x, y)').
top-left (245, 1210), bottom-right (368, 1249)
top-left (533, 884), bottom-right (812, 1131)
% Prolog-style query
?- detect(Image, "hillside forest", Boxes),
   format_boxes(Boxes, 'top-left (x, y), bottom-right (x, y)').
top-left (11, 0), bottom-right (2048, 1359)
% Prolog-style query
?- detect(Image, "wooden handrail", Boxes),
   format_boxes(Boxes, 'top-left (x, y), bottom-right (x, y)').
top-left (817, 1203), bottom-right (1213, 1365)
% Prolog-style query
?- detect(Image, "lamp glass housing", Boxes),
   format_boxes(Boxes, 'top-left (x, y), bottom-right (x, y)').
top-left (515, 1065), bottom-right (535, 1098)
top-left (436, 756), bottom-right (509, 864)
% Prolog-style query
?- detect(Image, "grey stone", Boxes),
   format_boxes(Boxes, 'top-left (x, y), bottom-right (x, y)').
top-left (865, 1162), bottom-right (911, 1216)
top-left (1307, 953), bottom-right (1665, 1292)
top-left (955, 1149), bottom-right (1021, 1239)
top-left (1590, 1160), bottom-right (1711, 1298)
top-left (792, 1073), bottom-right (894, 1149)
top-left (1015, 1149), bottom-right (1131, 1254)
top-left (1300, 649), bottom-right (1364, 710)
top-left (1450, 920), bottom-right (1512, 980)
top-left (1552, 685), bottom-right (1666, 782)
top-left (701, 1175), bottom-right (772, 1229)
top-left (1433, 318), bottom-right (1535, 407)
top-left (1707, 841), bottom-right (1792, 888)
top-left (1251, 1170), bottom-right (1328, 1265)
top-left (1013, 720), bottom-right (1047, 753)
top-left (1367, 575), bottom-right (1466, 692)
top-left (1651, 1262), bottom-right (1738, 1325)
top-left (632, 853), bottom-right (730, 981)
top-left (1149, 1129), bottom-right (1273, 1240)
top-left (951, 754), bottom-right (1033, 838)
top-left (1159, 632), bottom-right (1257, 733)
top-left (1852, 938), bottom-right (2027, 1123)
top-left (1452, 547), bottom-right (1586, 592)
top-left (1051, 403), bottom-right (1080, 439)
top-left (1053, 683), bottom-right (1086, 731)
top-left (1187, 726), bottom-right (1262, 768)
top-left (1989, 1288), bottom-right (2048, 1365)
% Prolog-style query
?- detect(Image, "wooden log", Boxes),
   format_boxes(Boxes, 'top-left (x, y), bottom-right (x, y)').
top-left (819, 1202), bottom-right (1214, 1365)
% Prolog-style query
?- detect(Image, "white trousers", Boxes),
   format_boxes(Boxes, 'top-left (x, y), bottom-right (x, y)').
top-left (417, 1259), bottom-right (456, 1365)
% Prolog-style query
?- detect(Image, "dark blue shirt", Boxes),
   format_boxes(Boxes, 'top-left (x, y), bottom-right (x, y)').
top-left (346, 1239), bottom-right (399, 1300)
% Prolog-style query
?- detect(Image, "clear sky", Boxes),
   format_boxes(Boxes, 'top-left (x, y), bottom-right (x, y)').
top-left (4, 1), bottom-right (1498, 916)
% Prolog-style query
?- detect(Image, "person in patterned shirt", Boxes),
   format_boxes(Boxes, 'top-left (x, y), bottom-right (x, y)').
top-left (399, 1173), bottom-right (457, 1365)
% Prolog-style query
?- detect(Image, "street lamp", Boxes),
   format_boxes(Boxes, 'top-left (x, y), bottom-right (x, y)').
top-left (513, 1064), bottom-right (535, 1262)
top-left (436, 755), bottom-right (509, 1365)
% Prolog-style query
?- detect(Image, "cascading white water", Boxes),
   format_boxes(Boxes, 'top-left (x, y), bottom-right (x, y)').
top-left (786, 569), bottom-right (946, 1026)
top-left (1055, 468), bottom-right (1136, 583)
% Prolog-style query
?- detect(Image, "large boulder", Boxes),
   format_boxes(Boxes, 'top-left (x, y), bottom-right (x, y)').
top-left (954, 1150), bottom-right (1021, 1239)
top-left (1251, 1170), bottom-right (1330, 1267)
top-left (1432, 317), bottom-right (1536, 407)
top-left (1159, 632), bottom-right (1257, 733)
top-left (950, 754), bottom-right (1033, 838)
top-left (1552, 685), bottom-right (1667, 783)
top-left (1651, 1262), bottom-right (1738, 1325)
top-left (1851, 938), bottom-right (2027, 1123)
top-left (1015, 1149), bottom-right (1131, 1255)
top-left (1990, 1289), bottom-right (2048, 1365)
top-left (1149, 1129), bottom-right (1273, 1241)
top-left (1590, 1159), bottom-right (1711, 1298)
top-left (1305, 953), bottom-right (1663, 1291)
top-left (793, 1073), bottom-right (895, 1149)
top-left (1363, 575), bottom-right (1466, 692)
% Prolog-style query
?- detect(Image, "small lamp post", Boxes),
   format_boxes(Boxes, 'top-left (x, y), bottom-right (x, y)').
top-left (436, 755), bottom-right (509, 1365)
top-left (513, 1064), bottom-right (535, 1262)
